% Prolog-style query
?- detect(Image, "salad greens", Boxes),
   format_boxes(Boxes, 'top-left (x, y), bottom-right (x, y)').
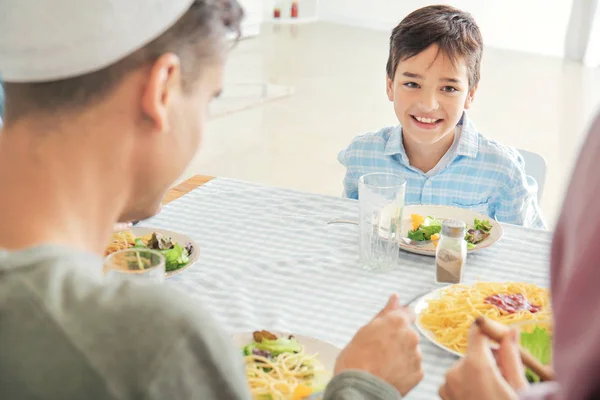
top-left (520, 326), bottom-right (552, 383)
top-left (243, 336), bottom-right (302, 357)
top-left (408, 215), bottom-right (493, 247)
top-left (407, 216), bottom-right (442, 241)
top-left (474, 218), bottom-right (493, 232)
top-left (134, 232), bottom-right (192, 272)
top-left (242, 330), bottom-right (327, 398)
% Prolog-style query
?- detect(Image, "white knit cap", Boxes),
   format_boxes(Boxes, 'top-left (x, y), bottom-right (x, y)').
top-left (0, 0), bottom-right (194, 82)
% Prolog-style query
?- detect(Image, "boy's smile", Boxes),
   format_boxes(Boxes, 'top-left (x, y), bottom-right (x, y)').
top-left (386, 44), bottom-right (477, 147)
top-left (410, 115), bottom-right (444, 130)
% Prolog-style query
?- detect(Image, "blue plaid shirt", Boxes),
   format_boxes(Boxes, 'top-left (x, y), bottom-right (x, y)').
top-left (338, 113), bottom-right (546, 229)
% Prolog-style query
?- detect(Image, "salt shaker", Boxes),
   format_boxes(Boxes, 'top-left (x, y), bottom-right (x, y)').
top-left (435, 219), bottom-right (467, 284)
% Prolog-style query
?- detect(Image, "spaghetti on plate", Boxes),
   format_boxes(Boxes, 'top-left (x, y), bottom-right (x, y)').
top-left (105, 230), bottom-right (193, 273)
top-left (105, 230), bottom-right (146, 256)
top-left (242, 331), bottom-right (330, 399)
top-left (418, 281), bottom-right (551, 354)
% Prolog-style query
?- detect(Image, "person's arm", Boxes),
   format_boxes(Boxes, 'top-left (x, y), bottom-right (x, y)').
top-left (494, 163), bottom-right (546, 229)
top-left (324, 370), bottom-right (400, 399)
top-left (439, 325), bottom-right (528, 400)
top-left (338, 148), bottom-right (359, 199)
top-left (325, 295), bottom-right (423, 399)
top-left (518, 382), bottom-right (560, 399)
top-left (342, 170), bottom-right (359, 200)
top-left (145, 293), bottom-right (421, 400)
top-left (145, 329), bottom-right (402, 400)
top-left (143, 310), bottom-right (250, 399)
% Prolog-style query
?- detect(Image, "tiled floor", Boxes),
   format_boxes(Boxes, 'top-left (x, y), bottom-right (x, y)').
top-left (182, 22), bottom-right (600, 229)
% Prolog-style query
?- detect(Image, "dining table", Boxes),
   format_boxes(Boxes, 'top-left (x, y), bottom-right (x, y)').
top-left (151, 174), bottom-right (553, 399)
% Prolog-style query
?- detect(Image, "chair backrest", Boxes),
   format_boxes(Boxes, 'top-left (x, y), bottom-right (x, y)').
top-left (517, 149), bottom-right (547, 204)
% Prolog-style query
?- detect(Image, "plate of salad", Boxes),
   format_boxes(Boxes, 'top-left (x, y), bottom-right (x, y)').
top-left (233, 330), bottom-right (339, 399)
top-left (106, 227), bottom-right (199, 277)
top-left (395, 205), bottom-right (503, 256)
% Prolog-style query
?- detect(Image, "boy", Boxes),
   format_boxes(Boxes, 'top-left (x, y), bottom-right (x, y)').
top-left (338, 5), bottom-right (545, 229)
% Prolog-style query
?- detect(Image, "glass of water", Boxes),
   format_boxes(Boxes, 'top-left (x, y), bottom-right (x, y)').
top-left (103, 248), bottom-right (166, 283)
top-left (358, 172), bottom-right (406, 271)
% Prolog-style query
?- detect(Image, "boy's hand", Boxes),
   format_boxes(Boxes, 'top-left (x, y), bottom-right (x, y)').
top-left (334, 294), bottom-right (424, 396)
top-left (439, 324), bottom-right (528, 400)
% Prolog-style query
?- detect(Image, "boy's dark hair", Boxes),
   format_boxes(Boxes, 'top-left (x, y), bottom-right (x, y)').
top-left (386, 5), bottom-right (483, 89)
top-left (3, 0), bottom-right (243, 121)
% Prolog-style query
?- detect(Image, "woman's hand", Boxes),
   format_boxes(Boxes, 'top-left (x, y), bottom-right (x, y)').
top-left (439, 324), bottom-right (528, 400)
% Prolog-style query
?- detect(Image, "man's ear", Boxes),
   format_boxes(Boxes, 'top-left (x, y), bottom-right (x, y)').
top-left (140, 53), bottom-right (182, 134)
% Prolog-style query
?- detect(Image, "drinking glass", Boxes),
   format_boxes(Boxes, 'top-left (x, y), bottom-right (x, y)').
top-left (358, 172), bottom-right (406, 271)
top-left (103, 248), bottom-right (165, 283)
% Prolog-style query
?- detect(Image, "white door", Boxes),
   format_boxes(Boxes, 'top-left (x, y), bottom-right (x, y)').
top-left (238, 0), bottom-right (263, 38)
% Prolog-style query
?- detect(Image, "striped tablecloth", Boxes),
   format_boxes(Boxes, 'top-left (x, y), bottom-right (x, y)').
top-left (142, 178), bottom-right (552, 399)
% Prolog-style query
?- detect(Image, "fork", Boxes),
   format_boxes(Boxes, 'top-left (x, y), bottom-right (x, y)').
top-left (327, 219), bottom-right (432, 246)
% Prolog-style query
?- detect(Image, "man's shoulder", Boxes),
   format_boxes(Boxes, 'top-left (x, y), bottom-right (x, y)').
top-left (25, 250), bottom-right (218, 356)
top-left (0, 246), bottom-right (234, 398)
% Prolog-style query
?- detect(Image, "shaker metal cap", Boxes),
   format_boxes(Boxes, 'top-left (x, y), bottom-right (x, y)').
top-left (442, 219), bottom-right (466, 238)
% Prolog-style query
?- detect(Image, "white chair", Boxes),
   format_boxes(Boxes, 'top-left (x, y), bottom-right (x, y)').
top-left (517, 149), bottom-right (547, 204)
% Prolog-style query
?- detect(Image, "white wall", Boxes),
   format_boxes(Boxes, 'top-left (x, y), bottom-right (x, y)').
top-left (263, 0), bottom-right (275, 19)
top-left (319, 0), bottom-right (574, 58)
top-left (238, 0), bottom-right (264, 37)
top-left (581, 0), bottom-right (600, 67)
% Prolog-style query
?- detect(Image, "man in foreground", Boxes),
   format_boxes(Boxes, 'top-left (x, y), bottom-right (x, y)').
top-left (0, 0), bottom-right (423, 398)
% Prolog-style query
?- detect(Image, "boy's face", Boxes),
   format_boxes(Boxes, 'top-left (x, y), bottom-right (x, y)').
top-left (386, 44), bottom-right (477, 146)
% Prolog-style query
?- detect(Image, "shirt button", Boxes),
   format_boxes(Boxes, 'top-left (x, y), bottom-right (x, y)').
top-left (424, 181), bottom-right (431, 187)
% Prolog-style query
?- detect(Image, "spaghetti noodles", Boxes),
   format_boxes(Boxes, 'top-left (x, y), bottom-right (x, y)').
top-left (243, 333), bottom-right (330, 399)
top-left (105, 230), bottom-right (152, 256)
top-left (418, 281), bottom-right (551, 354)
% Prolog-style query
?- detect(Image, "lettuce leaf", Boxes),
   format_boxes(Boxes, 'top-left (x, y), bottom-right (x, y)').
top-left (408, 216), bottom-right (442, 241)
top-left (520, 326), bottom-right (552, 383)
top-left (408, 229), bottom-right (426, 241)
top-left (254, 338), bottom-right (302, 356)
top-left (160, 243), bottom-right (190, 272)
top-left (474, 218), bottom-right (492, 233)
top-left (420, 217), bottom-right (442, 238)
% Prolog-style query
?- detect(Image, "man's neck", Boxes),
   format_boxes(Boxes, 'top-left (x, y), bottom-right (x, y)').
top-left (0, 120), bottom-right (130, 255)
top-left (403, 128), bottom-right (456, 174)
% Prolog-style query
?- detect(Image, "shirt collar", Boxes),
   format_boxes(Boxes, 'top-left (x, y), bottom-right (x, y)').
top-left (455, 112), bottom-right (479, 158)
top-left (384, 112), bottom-right (479, 160)
top-left (383, 125), bottom-right (407, 161)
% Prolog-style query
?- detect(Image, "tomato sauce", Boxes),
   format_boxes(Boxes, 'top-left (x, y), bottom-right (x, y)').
top-left (485, 293), bottom-right (542, 314)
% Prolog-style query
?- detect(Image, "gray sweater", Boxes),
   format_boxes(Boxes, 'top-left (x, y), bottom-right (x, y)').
top-left (0, 245), bottom-right (398, 399)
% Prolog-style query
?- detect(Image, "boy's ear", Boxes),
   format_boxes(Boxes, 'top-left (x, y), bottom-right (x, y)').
top-left (386, 75), bottom-right (394, 101)
top-left (464, 83), bottom-right (478, 109)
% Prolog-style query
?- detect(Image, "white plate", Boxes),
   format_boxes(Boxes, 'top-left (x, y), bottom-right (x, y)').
top-left (127, 227), bottom-right (200, 277)
top-left (396, 205), bottom-right (503, 257)
top-left (232, 331), bottom-right (340, 371)
top-left (412, 285), bottom-right (465, 357)
top-left (232, 331), bottom-right (340, 398)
